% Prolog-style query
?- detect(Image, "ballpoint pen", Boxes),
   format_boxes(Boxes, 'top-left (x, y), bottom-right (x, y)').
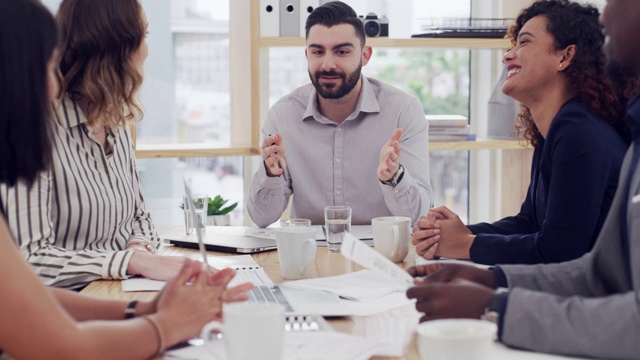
top-left (268, 133), bottom-right (285, 175)
top-left (184, 179), bottom-right (211, 273)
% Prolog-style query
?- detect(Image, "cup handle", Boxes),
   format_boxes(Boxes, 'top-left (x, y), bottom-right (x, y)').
top-left (391, 225), bottom-right (400, 260)
top-left (200, 321), bottom-right (223, 341)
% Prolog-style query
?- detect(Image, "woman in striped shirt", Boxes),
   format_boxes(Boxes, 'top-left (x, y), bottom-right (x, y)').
top-left (0, 0), bottom-right (196, 290)
top-left (0, 0), bottom-right (250, 358)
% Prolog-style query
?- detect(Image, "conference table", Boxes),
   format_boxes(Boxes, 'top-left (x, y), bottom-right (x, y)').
top-left (81, 226), bottom-right (588, 360)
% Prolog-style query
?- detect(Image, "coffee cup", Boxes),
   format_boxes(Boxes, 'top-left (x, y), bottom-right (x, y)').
top-left (200, 302), bottom-right (285, 360)
top-left (371, 216), bottom-right (411, 262)
top-left (274, 227), bottom-right (317, 279)
top-left (416, 319), bottom-right (497, 360)
top-left (280, 218), bottom-right (312, 227)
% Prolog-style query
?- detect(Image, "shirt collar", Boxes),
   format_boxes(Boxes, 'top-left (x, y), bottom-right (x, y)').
top-left (303, 75), bottom-right (381, 123)
top-left (53, 95), bottom-right (89, 130)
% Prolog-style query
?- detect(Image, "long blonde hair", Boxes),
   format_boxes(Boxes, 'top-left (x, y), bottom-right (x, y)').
top-left (56, 0), bottom-right (145, 129)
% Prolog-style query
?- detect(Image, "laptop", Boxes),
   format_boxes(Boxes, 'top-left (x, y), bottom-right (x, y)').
top-left (164, 226), bottom-right (277, 254)
top-left (248, 284), bottom-right (352, 317)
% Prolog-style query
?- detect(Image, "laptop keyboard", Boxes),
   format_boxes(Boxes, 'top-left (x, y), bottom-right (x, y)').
top-left (248, 285), bottom-right (295, 313)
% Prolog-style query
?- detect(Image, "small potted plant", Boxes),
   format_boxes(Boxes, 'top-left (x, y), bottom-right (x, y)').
top-left (206, 195), bottom-right (238, 226)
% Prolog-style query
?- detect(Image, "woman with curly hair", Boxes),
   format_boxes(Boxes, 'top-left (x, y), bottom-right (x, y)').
top-left (0, 0), bottom-right (206, 289)
top-left (412, 0), bottom-right (637, 265)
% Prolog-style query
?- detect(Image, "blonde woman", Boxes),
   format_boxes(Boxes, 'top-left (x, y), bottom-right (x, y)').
top-left (0, 0), bottom-right (188, 289)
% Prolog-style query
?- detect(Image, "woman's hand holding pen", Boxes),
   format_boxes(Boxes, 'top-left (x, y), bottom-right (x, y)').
top-left (262, 133), bottom-right (287, 177)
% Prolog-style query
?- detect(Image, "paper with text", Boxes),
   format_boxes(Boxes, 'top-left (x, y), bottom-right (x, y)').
top-left (340, 233), bottom-right (414, 287)
top-left (283, 270), bottom-right (406, 301)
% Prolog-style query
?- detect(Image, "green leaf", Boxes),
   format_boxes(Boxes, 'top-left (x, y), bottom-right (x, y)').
top-left (207, 195), bottom-right (238, 216)
top-left (217, 202), bottom-right (238, 215)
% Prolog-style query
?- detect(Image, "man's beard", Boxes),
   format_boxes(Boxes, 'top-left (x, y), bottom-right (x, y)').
top-left (309, 65), bottom-right (361, 100)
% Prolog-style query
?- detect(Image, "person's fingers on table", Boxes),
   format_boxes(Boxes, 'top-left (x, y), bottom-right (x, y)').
top-left (412, 227), bottom-right (440, 244)
top-left (415, 236), bottom-right (439, 257)
top-left (416, 211), bottom-right (443, 229)
top-left (423, 243), bottom-right (439, 259)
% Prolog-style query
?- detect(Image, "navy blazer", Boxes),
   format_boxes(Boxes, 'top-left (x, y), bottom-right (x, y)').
top-left (468, 99), bottom-right (628, 265)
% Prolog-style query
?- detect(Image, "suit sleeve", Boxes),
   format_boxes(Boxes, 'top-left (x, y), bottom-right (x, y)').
top-left (380, 97), bottom-right (433, 226)
top-left (500, 287), bottom-right (640, 359)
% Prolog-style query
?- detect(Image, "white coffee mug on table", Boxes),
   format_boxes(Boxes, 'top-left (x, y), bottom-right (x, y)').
top-left (274, 227), bottom-right (317, 279)
top-left (200, 302), bottom-right (285, 360)
top-left (416, 319), bottom-right (497, 360)
top-left (371, 216), bottom-right (411, 263)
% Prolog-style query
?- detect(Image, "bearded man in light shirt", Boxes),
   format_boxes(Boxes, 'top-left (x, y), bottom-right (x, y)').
top-left (247, 1), bottom-right (433, 227)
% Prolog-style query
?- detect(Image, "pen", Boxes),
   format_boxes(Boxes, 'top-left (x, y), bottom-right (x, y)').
top-left (183, 179), bottom-right (211, 273)
top-left (268, 133), bottom-right (285, 175)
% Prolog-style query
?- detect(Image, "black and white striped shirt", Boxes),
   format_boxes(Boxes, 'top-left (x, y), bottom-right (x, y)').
top-left (0, 96), bottom-right (159, 289)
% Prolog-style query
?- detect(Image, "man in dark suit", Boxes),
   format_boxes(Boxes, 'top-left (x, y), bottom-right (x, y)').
top-left (406, 1), bottom-right (640, 359)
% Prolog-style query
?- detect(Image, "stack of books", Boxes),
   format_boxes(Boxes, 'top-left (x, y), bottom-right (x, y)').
top-left (426, 115), bottom-right (476, 142)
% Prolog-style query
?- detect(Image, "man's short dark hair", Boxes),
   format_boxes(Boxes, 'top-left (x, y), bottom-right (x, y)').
top-left (305, 1), bottom-right (365, 47)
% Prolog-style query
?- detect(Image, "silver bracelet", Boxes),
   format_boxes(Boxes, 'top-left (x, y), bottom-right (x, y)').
top-left (143, 315), bottom-right (165, 356)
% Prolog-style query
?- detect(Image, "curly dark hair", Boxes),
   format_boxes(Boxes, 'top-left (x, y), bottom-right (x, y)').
top-left (508, 0), bottom-right (637, 147)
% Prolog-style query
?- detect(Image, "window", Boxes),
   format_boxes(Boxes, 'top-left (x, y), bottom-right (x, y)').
top-left (41, 0), bottom-right (537, 228)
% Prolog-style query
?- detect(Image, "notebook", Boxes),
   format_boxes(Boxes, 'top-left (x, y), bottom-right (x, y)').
top-left (163, 226), bottom-right (277, 254)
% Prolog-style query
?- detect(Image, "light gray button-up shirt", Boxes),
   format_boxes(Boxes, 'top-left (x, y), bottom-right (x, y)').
top-left (247, 76), bottom-right (433, 227)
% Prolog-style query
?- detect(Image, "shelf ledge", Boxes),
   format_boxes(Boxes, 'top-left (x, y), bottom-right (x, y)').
top-left (259, 37), bottom-right (510, 49)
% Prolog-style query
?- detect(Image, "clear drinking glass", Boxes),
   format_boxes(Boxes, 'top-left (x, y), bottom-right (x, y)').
top-left (183, 194), bottom-right (208, 235)
top-left (324, 206), bottom-right (352, 252)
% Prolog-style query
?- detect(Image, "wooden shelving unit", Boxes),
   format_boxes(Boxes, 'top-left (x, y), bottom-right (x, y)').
top-left (429, 138), bottom-right (526, 152)
top-left (260, 36), bottom-right (510, 49)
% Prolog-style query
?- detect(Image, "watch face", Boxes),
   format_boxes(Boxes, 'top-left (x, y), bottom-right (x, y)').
top-left (481, 311), bottom-right (499, 325)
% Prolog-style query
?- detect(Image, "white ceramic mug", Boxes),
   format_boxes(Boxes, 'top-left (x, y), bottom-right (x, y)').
top-left (416, 319), bottom-right (497, 360)
top-left (280, 218), bottom-right (312, 227)
top-left (274, 227), bottom-right (317, 279)
top-left (371, 216), bottom-right (411, 262)
top-left (200, 302), bottom-right (285, 360)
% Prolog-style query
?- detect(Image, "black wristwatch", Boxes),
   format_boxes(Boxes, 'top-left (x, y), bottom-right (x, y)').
top-left (481, 291), bottom-right (503, 325)
top-left (380, 164), bottom-right (405, 188)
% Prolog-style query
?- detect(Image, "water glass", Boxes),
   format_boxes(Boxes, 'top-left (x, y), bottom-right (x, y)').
top-left (183, 194), bottom-right (208, 235)
top-left (324, 206), bottom-right (352, 252)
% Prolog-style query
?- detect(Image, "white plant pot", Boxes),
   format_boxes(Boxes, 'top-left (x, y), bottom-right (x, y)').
top-left (207, 214), bottom-right (231, 226)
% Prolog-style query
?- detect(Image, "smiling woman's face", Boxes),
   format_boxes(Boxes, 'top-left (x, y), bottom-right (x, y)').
top-left (501, 15), bottom-right (565, 105)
